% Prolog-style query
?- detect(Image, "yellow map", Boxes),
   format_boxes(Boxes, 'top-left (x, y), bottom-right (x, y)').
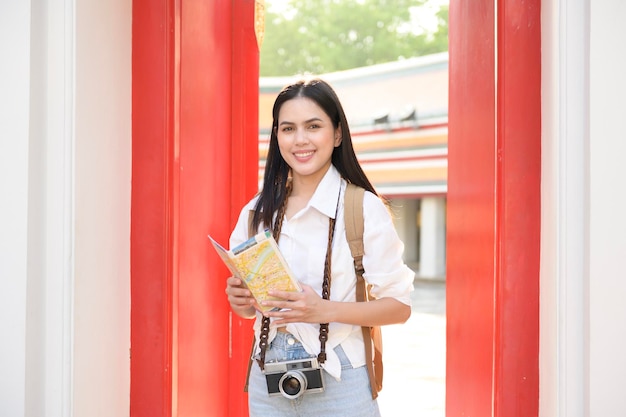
top-left (209, 230), bottom-right (301, 312)
top-left (232, 239), bottom-right (300, 309)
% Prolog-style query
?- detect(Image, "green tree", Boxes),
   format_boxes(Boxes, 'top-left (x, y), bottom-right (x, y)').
top-left (260, 0), bottom-right (449, 76)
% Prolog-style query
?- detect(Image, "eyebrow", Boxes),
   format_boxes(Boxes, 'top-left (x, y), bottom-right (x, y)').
top-left (278, 117), bottom-right (324, 126)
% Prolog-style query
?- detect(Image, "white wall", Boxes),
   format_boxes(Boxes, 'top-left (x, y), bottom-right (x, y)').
top-left (0, 2), bottom-right (32, 415)
top-left (588, 1), bottom-right (626, 415)
top-left (541, 0), bottom-right (626, 416)
top-left (73, 0), bottom-right (132, 415)
top-left (540, 1), bottom-right (588, 415)
top-left (0, 0), bottom-right (131, 415)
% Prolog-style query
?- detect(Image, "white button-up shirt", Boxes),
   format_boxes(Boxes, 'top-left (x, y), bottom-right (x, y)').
top-left (229, 165), bottom-right (414, 379)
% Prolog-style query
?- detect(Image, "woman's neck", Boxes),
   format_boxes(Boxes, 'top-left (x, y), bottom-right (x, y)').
top-left (284, 164), bottom-right (332, 219)
top-left (289, 164), bottom-right (331, 199)
top-left (290, 178), bottom-right (318, 199)
top-left (285, 180), bottom-right (316, 220)
top-left (285, 171), bottom-right (327, 219)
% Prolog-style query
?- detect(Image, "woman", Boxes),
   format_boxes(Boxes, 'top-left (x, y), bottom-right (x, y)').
top-left (225, 78), bottom-right (414, 417)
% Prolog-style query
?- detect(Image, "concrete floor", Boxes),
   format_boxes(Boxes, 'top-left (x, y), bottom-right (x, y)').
top-left (377, 279), bottom-right (446, 417)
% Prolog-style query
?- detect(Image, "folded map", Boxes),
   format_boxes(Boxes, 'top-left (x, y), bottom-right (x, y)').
top-left (209, 230), bottom-right (302, 312)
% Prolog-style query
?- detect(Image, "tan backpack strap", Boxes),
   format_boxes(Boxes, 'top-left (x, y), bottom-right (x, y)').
top-left (344, 183), bottom-right (382, 399)
top-left (345, 183), bottom-right (365, 278)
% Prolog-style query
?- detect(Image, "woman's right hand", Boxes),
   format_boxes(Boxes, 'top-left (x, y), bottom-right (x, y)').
top-left (225, 277), bottom-right (256, 319)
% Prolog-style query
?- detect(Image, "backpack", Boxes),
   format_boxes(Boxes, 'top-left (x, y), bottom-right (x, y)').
top-left (344, 183), bottom-right (384, 399)
top-left (243, 183), bottom-right (384, 399)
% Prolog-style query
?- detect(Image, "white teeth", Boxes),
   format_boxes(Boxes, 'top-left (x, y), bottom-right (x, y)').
top-left (295, 151), bottom-right (314, 157)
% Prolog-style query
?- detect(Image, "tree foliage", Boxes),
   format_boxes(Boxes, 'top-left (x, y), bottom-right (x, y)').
top-left (260, 0), bottom-right (449, 76)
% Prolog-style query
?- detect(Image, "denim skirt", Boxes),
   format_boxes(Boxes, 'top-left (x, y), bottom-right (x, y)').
top-left (247, 332), bottom-right (381, 417)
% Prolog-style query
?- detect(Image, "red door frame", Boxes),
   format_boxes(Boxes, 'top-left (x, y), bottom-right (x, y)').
top-left (130, 1), bottom-right (258, 416)
top-left (447, 0), bottom-right (540, 416)
top-left (131, 0), bottom-right (540, 415)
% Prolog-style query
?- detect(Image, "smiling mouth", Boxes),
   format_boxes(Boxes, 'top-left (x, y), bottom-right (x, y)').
top-left (294, 151), bottom-right (314, 158)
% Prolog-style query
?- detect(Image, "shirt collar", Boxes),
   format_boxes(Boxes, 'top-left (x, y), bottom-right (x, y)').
top-left (308, 165), bottom-right (344, 219)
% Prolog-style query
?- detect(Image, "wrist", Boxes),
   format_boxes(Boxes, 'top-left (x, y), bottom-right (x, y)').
top-left (323, 299), bottom-right (337, 323)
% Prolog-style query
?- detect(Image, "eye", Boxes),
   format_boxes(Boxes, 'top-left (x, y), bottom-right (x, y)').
top-left (308, 124), bottom-right (320, 129)
top-left (281, 126), bottom-right (293, 132)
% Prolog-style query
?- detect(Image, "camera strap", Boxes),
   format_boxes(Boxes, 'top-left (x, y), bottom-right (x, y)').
top-left (244, 183), bottom-right (384, 400)
top-left (317, 184), bottom-right (341, 364)
top-left (250, 184), bottom-right (341, 374)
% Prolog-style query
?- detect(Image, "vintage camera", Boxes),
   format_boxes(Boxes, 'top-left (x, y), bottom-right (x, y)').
top-left (264, 357), bottom-right (325, 399)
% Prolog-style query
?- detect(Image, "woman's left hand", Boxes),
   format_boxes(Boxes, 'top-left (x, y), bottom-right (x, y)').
top-left (261, 284), bottom-right (331, 325)
top-left (262, 284), bottom-right (411, 327)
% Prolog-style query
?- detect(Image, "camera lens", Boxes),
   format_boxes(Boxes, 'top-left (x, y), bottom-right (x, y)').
top-left (283, 377), bottom-right (301, 395)
top-left (279, 371), bottom-right (307, 399)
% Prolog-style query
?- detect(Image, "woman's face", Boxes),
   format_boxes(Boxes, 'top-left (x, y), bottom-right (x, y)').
top-left (276, 97), bottom-right (342, 184)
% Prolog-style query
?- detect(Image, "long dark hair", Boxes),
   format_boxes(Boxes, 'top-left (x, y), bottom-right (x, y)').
top-left (253, 78), bottom-right (377, 232)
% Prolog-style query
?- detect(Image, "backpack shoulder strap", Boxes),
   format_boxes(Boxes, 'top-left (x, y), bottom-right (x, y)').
top-left (345, 183), bottom-right (365, 280)
top-left (344, 183), bottom-right (383, 399)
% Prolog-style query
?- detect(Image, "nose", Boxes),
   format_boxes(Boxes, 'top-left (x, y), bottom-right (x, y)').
top-left (294, 128), bottom-right (308, 145)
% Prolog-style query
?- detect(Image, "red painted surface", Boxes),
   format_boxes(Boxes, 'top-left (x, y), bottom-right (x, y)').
top-left (131, 1), bottom-right (177, 415)
top-left (228, 0), bottom-right (259, 415)
top-left (447, 0), bottom-right (540, 416)
top-left (176, 1), bottom-right (230, 415)
top-left (447, 2), bottom-right (497, 415)
top-left (494, 1), bottom-right (541, 415)
top-left (131, 1), bottom-right (258, 416)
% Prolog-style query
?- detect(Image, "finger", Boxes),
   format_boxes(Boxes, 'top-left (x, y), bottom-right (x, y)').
top-left (228, 287), bottom-right (252, 299)
top-left (263, 308), bottom-right (286, 320)
top-left (226, 277), bottom-right (243, 287)
top-left (261, 300), bottom-right (301, 314)
top-left (232, 299), bottom-right (255, 309)
top-left (260, 300), bottom-right (278, 311)
top-left (228, 292), bottom-right (255, 307)
top-left (267, 289), bottom-right (301, 301)
top-left (266, 310), bottom-right (300, 325)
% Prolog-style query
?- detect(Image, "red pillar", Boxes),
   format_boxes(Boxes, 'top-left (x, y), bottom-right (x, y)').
top-left (130, 1), bottom-right (177, 415)
top-left (446, 0), bottom-right (540, 416)
top-left (131, 1), bottom-right (258, 416)
top-left (228, 1), bottom-right (260, 415)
